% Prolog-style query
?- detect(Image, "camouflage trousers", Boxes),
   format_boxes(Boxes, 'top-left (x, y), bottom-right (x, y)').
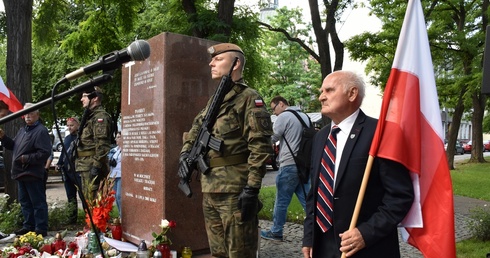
top-left (203, 193), bottom-right (258, 258)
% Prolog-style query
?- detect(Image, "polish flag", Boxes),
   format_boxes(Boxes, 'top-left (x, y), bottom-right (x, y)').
top-left (0, 76), bottom-right (23, 113)
top-left (368, 0), bottom-right (456, 257)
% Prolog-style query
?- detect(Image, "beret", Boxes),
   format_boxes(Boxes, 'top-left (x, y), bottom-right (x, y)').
top-left (84, 86), bottom-right (103, 95)
top-left (208, 43), bottom-right (244, 57)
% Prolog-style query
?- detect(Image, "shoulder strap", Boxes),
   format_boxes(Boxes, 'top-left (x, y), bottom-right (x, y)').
top-left (284, 110), bottom-right (312, 128)
top-left (282, 109), bottom-right (310, 156)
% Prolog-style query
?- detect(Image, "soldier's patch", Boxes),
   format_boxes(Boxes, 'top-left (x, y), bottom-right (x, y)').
top-left (97, 118), bottom-right (104, 123)
top-left (96, 125), bottom-right (108, 135)
top-left (251, 110), bottom-right (272, 134)
top-left (254, 99), bottom-right (264, 107)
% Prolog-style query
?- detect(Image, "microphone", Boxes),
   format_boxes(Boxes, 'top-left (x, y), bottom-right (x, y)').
top-left (63, 40), bottom-right (151, 82)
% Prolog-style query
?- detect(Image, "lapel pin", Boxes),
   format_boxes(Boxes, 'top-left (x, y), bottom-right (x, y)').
top-left (350, 134), bottom-right (355, 139)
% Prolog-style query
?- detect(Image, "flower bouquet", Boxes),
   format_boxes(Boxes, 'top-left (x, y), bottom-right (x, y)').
top-left (151, 219), bottom-right (176, 258)
top-left (0, 231), bottom-right (80, 258)
top-left (85, 177), bottom-right (116, 233)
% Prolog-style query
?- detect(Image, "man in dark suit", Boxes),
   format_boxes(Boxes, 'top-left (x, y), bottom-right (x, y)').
top-left (302, 71), bottom-right (414, 258)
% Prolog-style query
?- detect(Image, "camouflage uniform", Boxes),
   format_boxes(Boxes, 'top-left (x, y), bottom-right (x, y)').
top-left (76, 105), bottom-right (112, 201)
top-left (181, 80), bottom-right (273, 257)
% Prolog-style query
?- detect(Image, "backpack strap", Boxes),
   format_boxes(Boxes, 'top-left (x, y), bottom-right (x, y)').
top-left (284, 110), bottom-right (312, 128)
top-left (281, 109), bottom-right (311, 156)
top-left (280, 110), bottom-right (311, 194)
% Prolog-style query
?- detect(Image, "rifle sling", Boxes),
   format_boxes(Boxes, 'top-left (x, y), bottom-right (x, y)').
top-left (209, 153), bottom-right (249, 168)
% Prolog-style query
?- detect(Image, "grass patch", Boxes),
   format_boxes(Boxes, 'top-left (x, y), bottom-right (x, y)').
top-left (456, 238), bottom-right (490, 258)
top-left (451, 162), bottom-right (490, 201)
top-left (257, 161), bottom-right (490, 257)
top-left (258, 185), bottom-right (305, 224)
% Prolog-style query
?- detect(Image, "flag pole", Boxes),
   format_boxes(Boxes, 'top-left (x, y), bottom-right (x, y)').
top-left (340, 155), bottom-right (375, 258)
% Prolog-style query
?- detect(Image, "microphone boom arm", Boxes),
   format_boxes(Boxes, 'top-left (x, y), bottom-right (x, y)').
top-left (0, 73), bottom-right (113, 125)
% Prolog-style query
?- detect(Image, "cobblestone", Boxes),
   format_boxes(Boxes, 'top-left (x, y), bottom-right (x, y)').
top-left (2, 173), bottom-right (489, 257)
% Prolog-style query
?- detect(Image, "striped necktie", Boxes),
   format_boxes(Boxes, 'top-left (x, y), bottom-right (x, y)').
top-left (316, 126), bottom-right (340, 232)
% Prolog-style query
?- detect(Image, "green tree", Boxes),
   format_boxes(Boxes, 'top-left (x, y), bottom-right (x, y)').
top-left (345, 0), bottom-right (489, 168)
top-left (32, 0), bottom-right (144, 134)
top-left (259, 7), bottom-right (321, 112)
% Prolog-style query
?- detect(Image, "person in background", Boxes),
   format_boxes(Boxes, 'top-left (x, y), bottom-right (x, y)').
top-left (55, 117), bottom-right (81, 224)
top-left (0, 101), bottom-right (13, 241)
top-left (107, 131), bottom-right (122, 216)
top-left (302, 71), bottom-right (414, 258)
top-left (178, 43), bottom-right (273, 257)
top-left (261, 96), bottom-right (310, 241)
top-left (0, 103), bottom-right (51, 237)
top-left (75, 87), bottom-right (112, 202)
top-left (0, 101), bottom-right (8, 189)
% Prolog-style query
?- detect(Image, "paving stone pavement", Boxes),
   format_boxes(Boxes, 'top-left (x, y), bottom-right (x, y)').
top-left (258, 171), bottom-right (490, 258)
top-left (2, 172), bottom-right (489, 257)
top-left (258, 210), bottom-right (477, 258)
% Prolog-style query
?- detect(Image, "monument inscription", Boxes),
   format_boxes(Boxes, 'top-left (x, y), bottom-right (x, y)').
top-left (121, 32), bottom-right (217, 254)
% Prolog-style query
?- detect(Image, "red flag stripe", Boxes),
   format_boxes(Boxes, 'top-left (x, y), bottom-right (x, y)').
top-left (373, 70), bottom-right (422, 174)
top-left (0, 76), bottom-right (23, 113)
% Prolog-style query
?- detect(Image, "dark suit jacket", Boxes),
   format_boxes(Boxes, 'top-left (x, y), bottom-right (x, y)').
top-left (303, 110), bottom-right (414, 258)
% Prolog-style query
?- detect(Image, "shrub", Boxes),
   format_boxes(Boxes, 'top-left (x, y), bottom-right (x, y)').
top-left (0, 194), bottom-right (23, 233)
top-left (48, 201), bottom-right (83, 231)
top-left (468, 205), bottom-right (490, 241)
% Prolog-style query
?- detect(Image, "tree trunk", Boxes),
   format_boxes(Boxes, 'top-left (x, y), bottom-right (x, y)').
top-left (325, 0), bottom-right (344, 71)
top-left (467, 0), bottom-right (489, 163)
top-left (309, 0), bottom-right (332, 79)
top-left (3, 0), bottom-right (33, 202)
top-left (181, 0), bottom-right (205, 38)
top-left (446, 88), bottom-right (465, 169)
top-left (469, 92), bottom-right (486, 162)
top-left (216, 0), bottom-right (236, 39)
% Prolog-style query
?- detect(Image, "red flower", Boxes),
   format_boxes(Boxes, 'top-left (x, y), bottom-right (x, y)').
top-left (85, 178), bottom-right (116, 232)
top-left (168, 220), bottom-right (177, 228)
top-left (68, 241), bottom-right (78, 252)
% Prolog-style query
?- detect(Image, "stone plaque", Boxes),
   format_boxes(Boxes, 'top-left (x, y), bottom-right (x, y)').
top-left (120, 32), bottom-right (217, 253)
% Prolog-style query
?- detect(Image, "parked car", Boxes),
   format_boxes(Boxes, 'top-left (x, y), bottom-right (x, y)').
top-left (445, 141), bottom-right (464, 155)
top-left (484, 140), bottom-right (490, 152)
top-left (50, 126), bottom-right (68, 152)
top-left (462, 140), bottom-right (472, 153)
top-left (52, 139), bottom-right (64, 152)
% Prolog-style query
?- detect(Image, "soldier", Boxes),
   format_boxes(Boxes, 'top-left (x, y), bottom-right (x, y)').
top-left (178, 43), bottom-right (273, 258)
top-left (76, 87), bottom-right (112, 201)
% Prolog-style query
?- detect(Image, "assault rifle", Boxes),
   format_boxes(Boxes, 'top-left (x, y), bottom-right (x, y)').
top-left (178, 57), bottom-right (238, 197)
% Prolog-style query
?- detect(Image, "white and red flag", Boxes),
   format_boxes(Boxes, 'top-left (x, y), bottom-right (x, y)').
top-left (0, 76), bottom-right (23, 113)
top-left (368, 0), bottom-right (456, 257)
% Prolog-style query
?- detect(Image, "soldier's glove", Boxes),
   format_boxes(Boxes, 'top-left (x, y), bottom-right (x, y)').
top-left (178, 152), bottom-right (192, 179)
top-left (238, 186), bottom-right (260, 222)
top-left (89, 167), bottom-right (101, 179)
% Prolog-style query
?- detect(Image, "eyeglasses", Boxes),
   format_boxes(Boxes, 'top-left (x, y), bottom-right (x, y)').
top-left (271, 103), bottom-right (278, 112)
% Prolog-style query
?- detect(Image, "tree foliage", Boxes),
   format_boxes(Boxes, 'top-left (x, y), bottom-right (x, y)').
top-left (30, 0), bottom-right (144, 132)
top-left (345, 0), bottom-right (489, 166)
top-left (258, 7), bottom-right (321, 112)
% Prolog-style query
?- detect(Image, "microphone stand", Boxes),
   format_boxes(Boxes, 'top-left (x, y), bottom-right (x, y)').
top-left (0, 74), bottom-right (113, 125)
top-left (0, 73), bottom-right (113, 256)
top-left (49, 74), bottom-right (112, 257)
